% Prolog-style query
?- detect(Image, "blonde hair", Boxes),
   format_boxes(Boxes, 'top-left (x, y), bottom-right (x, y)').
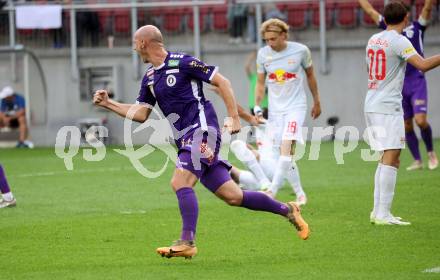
top-left (260, 18), bottom-right (289, 37)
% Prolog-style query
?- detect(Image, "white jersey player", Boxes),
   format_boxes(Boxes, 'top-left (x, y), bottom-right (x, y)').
top-left (364, 1), bottom-right (440, 225)
top-left (230, 124), bottom-right (307, 205)
top-left (253, 18), bottom-right (321, 199)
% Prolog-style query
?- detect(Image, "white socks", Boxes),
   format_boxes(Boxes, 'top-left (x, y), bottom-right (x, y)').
top-left (285, 161), bottom-right (305, 197)
top-left (372, 163), bottom-right (382, 218)
top-left (230, 140), bottom-right (271, 188)
top-left (238, 170), bottom-right (260, 190)
top-left (270, 155), bottom-right (292, 196)
top-left (2, 192), bottom-right (14, 201)
top-left (376, 164), bottom-right (398, 220)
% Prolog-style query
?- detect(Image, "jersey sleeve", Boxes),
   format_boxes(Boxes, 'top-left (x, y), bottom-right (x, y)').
top-left (378, 15), bottom-right (387, 30)
top-left (136, 74), bottom-right (156, 107)
top-left (301, 46), bottom-right (313, 69)
top-left (256, 49), bottom-right (265, 74)
top-left (393, 36), bottom-right (417, 61)
top-left (180, 55), bottom-right (218, 83)
top-left (415, 18), bottom-right (428, 31)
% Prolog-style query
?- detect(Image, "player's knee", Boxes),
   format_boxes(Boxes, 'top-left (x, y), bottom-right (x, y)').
top-left (404, 119), bottom-right (413, 132)
top-left (223, 195), bottom-right (242, 206)
top-left (415, 118), bottom-right (428, 129)
top-left (230, 140), bottom-right (254, 161)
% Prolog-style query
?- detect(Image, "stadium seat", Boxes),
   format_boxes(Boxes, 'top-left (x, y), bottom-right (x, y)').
top-left (335, 1), bottom-right (358, 28)
top-left (187, 6), bottom-right (211, 32)
top-left (311, 1), bottom-right (335, 28)
top-left (212, 5), bottom-right (228, 32)
top-left (163, 8), bottom-right (186, 33)
top-left (285, 2), bottom-right (310, 30)
top-left (113, 10), bottom-right (130, 34)
top-left (361, 0), bottom-right (384, 27)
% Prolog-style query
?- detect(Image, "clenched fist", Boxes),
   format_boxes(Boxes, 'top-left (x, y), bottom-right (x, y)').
top-left (93, 90), bottom-right (109, 107)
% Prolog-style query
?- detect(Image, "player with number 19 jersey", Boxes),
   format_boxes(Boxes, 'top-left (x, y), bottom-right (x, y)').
top-left (364, 30), bottom-right (417, 115)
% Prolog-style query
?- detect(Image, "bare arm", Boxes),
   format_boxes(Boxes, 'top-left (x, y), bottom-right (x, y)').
top-left (244, 51), bottom-right (256, 78)
top-left (305, 66), bottom-right (321, 119)
top-left (210, 73), bottom-right (241, 134)
top-left (420, 0), bottom-right (434, 22)
top-left (407, 53), bottom-right (440, 72)
top-left (358, 0), bottom-right (381, 25)
top-left (254, 72), bottom-right (266, 109)
top-left (13, 108), bottom-right (25, 118)
top-left (210, 85), bottom-right (263, 126)
top-left (93, 89), bottom-right (152, 123)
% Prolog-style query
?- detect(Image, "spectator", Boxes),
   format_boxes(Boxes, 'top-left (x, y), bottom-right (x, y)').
top-left (76, 10), bottom-right (100, 47)
top-left (264, 3), bottom-right (286, 21)
top-left (246, 4), bottom-right (256, 43)
top-left (0, 86), bottom-right (34, 148)
top-left (227, 0), bottom-right (247, 44)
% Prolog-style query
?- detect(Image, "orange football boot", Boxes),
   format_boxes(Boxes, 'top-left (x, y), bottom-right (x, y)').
top-left (286, 202), bottom-right (310, 240)
top-left (156, 240), bottom-right (197, 259)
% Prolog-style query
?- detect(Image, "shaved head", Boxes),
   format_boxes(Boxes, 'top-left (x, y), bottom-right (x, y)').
top-left (134, 25), bottom-right (163, 44)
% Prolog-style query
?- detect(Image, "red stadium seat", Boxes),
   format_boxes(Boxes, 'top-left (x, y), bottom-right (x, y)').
top-left (163, 8), bottom-right (185, 33)
top-left (113, 10), bottom-right (130, 34)
top-left (212, 5), bottom-right (228, 32)
top-left (285, 2), bottom-right (310, 30)
top-left (311, 1), bottom-right (335, 28)
top-left (335, 1), bottom-right (358, 28)
top-left (187, 6), bottom-right (211, 32)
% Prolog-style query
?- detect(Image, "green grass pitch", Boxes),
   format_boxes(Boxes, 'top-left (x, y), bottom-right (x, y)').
top-left (1, 141), bottom-right (439, 279)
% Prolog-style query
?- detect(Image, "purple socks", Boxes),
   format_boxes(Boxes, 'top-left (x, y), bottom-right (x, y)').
top-left (421, 125), bottom-right (433, 152)
top-left (241, 190), bottom-right (289, 216)
top-left (406, 124), bottom-right (434, 161)
top-left (405, 130), bottom-right (421, 161)
top-left (0, 165), bottom-right (11, 194)
top-left (176, 187), bottom-right (198, 241)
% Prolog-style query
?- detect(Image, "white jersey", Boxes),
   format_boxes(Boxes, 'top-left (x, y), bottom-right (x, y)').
top-left (364, 30), bottom-right (417, 115)
top-left (257, 41), bottom-right (312, 114)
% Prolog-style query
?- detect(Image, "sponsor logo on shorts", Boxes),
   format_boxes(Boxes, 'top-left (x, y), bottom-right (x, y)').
top-left (414, 99), bottom-right (426, 106)
top-left (177, 160), bottom-right (188, 166)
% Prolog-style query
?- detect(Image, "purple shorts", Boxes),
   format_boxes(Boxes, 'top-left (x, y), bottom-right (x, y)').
top-left (402, 76), bottom-right (428, 120)
top-left (176, 150), bottom-right (232, 193)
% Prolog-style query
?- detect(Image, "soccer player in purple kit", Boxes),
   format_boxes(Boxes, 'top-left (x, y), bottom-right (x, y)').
top-left (359, 0), bottom-right (438, 170)
top-left (0, 164), bottom-right (16, 208)
top-left (93, 25), bottom-right (309, 259)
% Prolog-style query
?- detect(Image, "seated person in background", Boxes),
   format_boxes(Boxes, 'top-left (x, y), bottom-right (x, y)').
top-left (0, 86), bottom-right (34, 148)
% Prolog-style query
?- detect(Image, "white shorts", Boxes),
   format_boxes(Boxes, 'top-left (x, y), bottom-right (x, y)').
top-left (364, 112), bottom-right (405, 151)
top-left (267, 110), bottom-right (306, 147)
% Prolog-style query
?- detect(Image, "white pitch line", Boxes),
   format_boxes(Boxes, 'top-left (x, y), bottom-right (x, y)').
top-left (10, 166), bottom-right (134, 178)
top-left (120, 210), bottom-right (147, 215)
top-left (422, 267), bottom-right (440, 273)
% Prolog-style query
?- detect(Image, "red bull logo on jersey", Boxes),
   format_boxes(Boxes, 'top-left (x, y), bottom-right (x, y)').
top-left (267, 69), bottom-right (297, 84)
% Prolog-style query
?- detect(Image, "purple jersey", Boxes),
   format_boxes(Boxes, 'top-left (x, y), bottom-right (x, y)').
top-left (379, 17), bottom-right (427, 77)
top-left (136, 52), bottom-right (221, 152)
